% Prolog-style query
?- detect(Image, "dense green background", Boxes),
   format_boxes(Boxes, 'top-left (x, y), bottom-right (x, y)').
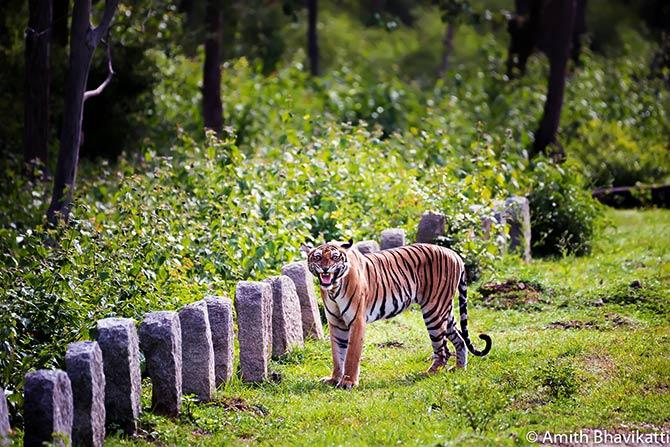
top-left (0, 0), bottom-right (669, 443)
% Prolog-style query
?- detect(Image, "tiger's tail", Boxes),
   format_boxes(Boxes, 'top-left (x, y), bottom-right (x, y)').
top-left (457, 268), bottom-right (492, 356)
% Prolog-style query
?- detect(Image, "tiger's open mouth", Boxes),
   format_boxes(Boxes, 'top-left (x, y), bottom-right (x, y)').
top-left (319, 272), bottom-right (334, 286)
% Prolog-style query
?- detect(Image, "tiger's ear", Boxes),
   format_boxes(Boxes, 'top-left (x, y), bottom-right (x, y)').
top-left (300, 243), bottom-right (313, 257)
top-left (340, 238), bottom-right (354, 250)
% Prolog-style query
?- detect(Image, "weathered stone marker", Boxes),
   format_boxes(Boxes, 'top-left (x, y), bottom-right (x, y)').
top-left (139, 311), bottom-right (182, 416)
top-left (281, 262), bottom-right (324, 339)
top-left (96, 318), bottom-right (141, 435)
top-left (235, 281), bottom-right (273, 382)
top-left (179, 301), bottom-right (215, 401)
top-left (264, 275), bottom-right (304, 358)
top-left (65, 342), bottom-right (106, 446)
top-left (416, 211), bottom-right (446, 244)
top-left (0, 386), bottom-right (11, 446)
top-left (204, 296), bottom-right (235, 386)
top-left (353, 240), bottom-right (380, 255)
top-left (503, 196), bottom-right (531, 262)
top-left (471, 203), bottom-right (507, 255)
top-left (24, 370), bottom-right (73, 447)
top-left (380, 228), bottom-right (406, 250)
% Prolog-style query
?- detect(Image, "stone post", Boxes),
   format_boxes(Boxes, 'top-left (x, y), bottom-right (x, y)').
top-left (264, 276), bottom-right (304, 358)
top-left (0, 387), bottom-right (11, 446)
top-left (416, 211), bottom-right (446, 244)
top-left (179, 301), bottom-right (215, 401)
top-left (204, 296), bottom-right (235, 386)
top-left (65, 341), bottom-right (106, 446)
top-left (96, 318), bottom-right (141, 435)
top-left (235, 281), bottom-right (273, 382)
top-left (281, 262), bottom-right (324, 339)
top-left (380, 228), bottom-right (406, 250)
top-left (353, 240), bottom-right (380, 255)
top-left (139, 311), bottom-right (182, 416)
top-left (24, 370), bottom-right (73, 447)
top-left (503, 196), bottom-right (531, 262)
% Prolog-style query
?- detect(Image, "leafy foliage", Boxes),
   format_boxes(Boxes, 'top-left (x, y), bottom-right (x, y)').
top-left (529, 160), bottom-right (604, 256)
top-left (535, 358), bottom-right (582, 401)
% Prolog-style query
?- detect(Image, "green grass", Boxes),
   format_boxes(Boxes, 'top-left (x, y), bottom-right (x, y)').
top-left (99, 209), bottom-right (668, 446)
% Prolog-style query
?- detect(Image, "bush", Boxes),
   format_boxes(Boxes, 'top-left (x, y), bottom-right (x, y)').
top-left (529, 160), bottom-right (604, 256)
top-left (442, 375), bottom-right (511, 433)
top-left (535, 358), bottom-right (582, 400)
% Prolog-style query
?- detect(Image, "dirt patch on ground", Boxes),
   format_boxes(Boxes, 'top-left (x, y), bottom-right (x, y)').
top-left (581, 353), bottom-right (618, 379)
top-left (478, 279), bottom-right (545, 310)
top-left (191, 428), bottom-right (211, 438)
top-left (606, 313), bottom-right (637, 327)
top-left (594, 280), bottom-right (669, 315)
top-left (376, 340), bottom-right (405, 349)
top-left (548, 314), bottom-right (637, 331)
top-left (548, 320), bottom-right (596, 330)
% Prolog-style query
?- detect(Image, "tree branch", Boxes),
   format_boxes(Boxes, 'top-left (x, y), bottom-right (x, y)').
top-left (83, 38), bottom-right (113, 101)
top-left (89, 0), bottom-right (119, 44)
top-left (25, 26), bottom-right (52, 39)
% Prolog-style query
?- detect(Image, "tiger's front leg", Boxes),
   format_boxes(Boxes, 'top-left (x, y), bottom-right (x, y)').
top-left (337, 306), bottom-right (366, 390)
top-left (321, 322), bottom-right (349, 386)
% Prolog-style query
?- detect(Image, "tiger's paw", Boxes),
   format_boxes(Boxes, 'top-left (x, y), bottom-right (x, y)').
top-left (335, 376), bottom-right (357, 390)
top-left (451, 363), bottom-right (467, 371)
top-left (426, 358), bottom-right (449, 375)
top-left (320, 376), bottom-right (341, 386)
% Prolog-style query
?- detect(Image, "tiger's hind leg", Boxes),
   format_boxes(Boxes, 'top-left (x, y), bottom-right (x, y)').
top-left (422, 311), bottom-right (452, 374)
top-left (445, 314), bottom-right (468, 368)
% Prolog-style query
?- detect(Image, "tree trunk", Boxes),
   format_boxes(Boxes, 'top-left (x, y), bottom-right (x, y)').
top-left (571, 0), bottom-right (587, 66)
top-left (53, 0), bottom-right (69, 47)
top-left (24, 0), bottom-right (52, 172)
top-left (47, 0), bottom-right (118, 225)
top-left (438, 22), bottom-right (455, 76)
top-left (530, 0), bottom-right (576, 161)
top-left (202, 0), bottom-right (223, 134)
top-left (307, 0), bottom-right (319, 76)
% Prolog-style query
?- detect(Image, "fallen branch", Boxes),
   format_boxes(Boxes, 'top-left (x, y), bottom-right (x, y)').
top-left (83, 38), bottom-right (113, 101)
top-left (592, 183), bottom-right (670, 209)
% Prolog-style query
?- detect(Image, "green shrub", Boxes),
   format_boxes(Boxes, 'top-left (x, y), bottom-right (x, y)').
top-left (529, 160), bottom-right (604, 256)
top-left (443, 376), bottom-right (510, 433)
top-left (535, 358), bottom-right (582, 400)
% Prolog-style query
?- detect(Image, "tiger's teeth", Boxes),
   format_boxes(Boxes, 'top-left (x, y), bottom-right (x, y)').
top-left (319, 273), bottom-right (333, 285)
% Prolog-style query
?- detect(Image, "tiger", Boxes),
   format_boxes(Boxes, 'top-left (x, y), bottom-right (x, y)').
top-left (301, 239), bottom-right (491, 389)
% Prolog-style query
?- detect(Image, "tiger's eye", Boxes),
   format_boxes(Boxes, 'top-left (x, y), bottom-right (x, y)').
top-left (332, 252), bottom-right (340, 260)
top-left (313, 252), bottom-right (321, 261)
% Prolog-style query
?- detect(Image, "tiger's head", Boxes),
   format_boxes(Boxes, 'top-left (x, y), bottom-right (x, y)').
top-left (301, 239), bottom-right (354, 290)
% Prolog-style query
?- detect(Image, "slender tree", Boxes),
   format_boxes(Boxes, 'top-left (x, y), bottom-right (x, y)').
top-left (202, 0), bottom-right (223, 134)
top-left (530, 0), bottom-right (576, 160)
top-left (47, 0), bottom-right (118, 224)
top-left (439, 22), bottom-right (455, 75)
top-left (506, 0), bottom-right (581, 160)
top-left (24, 0), bottom-right (53, 172)
top-left (307, 0), bottom-right (319, 76)
top-left (437, 0), bottom-right (471, 77)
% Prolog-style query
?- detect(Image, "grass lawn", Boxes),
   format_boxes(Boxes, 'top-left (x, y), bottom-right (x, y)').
top-left (105, 209), bottom-right (670, 446)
